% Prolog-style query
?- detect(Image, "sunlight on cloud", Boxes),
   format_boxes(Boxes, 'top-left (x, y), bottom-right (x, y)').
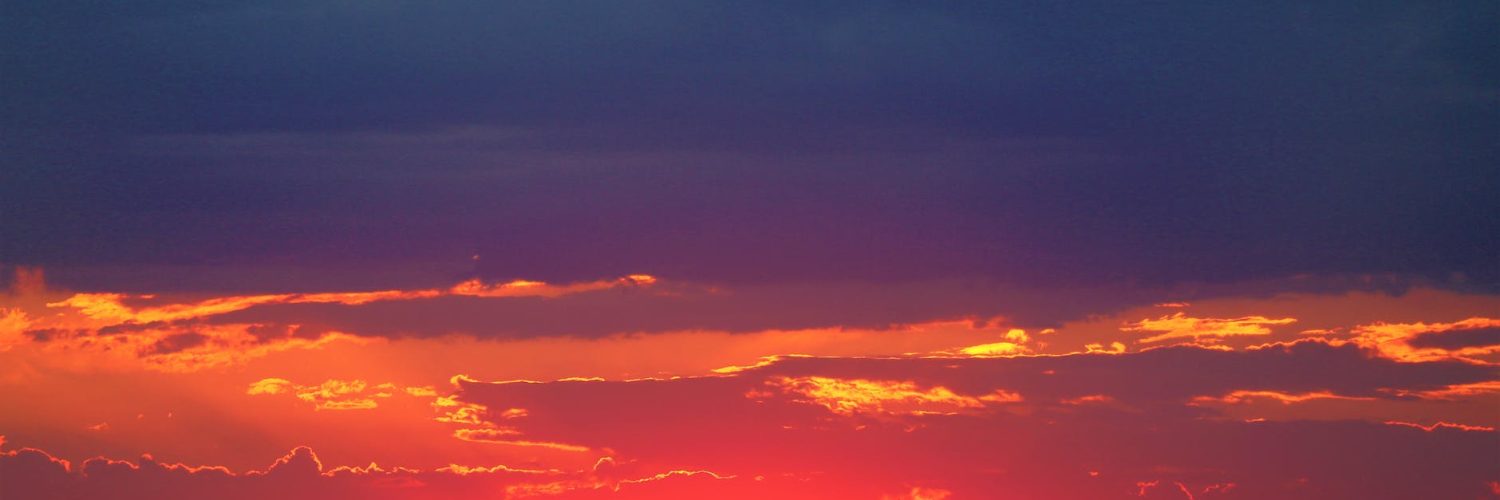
top-left (1122, 312), bottom-right (1297, 344)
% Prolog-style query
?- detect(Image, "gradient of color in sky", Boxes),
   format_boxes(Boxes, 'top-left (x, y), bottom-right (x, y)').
top-left (1, 2), bottom-right (1498, 499)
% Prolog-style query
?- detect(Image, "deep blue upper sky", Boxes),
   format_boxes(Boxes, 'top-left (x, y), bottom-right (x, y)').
top-left (2, 1), bottom-right (1496, 292)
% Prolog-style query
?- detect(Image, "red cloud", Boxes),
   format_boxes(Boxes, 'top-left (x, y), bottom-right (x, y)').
top-left (437, 343), bottom-right (1497, 498)
top-left (0, 441), bottom-right (784, 500)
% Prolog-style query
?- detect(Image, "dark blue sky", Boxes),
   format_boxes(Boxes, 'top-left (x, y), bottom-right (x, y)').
top-left (2, 1), bottom-right (1496, 293)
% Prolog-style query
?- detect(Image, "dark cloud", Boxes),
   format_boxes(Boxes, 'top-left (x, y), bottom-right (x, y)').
top-left (0, 443), bottom-right (846, 500)
top-left (0, 430), bottom-right (887, 500)
top-left (1, 1), bottom-right (1495, 293)
top-left (443, 342), bottom-right (1500, 498)
top-left (454, 341), bottom-right (1498, 434)
top-left (1407, 327), bottom-right (1500, 351)
top-left (197, 274), bottom-right (1474, 338)
top-left (3, 340), bottom-right (1496, 499)
top-left (143, 332), bottom-right (209, 355)
top-left (208, 280), bottom-right (1115, 336)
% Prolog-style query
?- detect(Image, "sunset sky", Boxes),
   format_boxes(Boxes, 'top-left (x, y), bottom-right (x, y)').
top-left (2, 2), bottom-right (1498, 499)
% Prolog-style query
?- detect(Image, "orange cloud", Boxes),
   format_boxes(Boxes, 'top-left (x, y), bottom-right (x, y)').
top-left (1346, 317), bottom-right (1500, 363)
top-left (451, 431), bottom-right (592, 453)
top-left (0, 275), bottom-right (676, 373)
top-left (765, 376), bottom-right (1020, 418)
top-left (954, 342), bottom-right (1028, 356)
top-left (0, 307), bottom-right (29, 351)
top-left (124, 326), bottom-right (370, 372)
top-left (946, 328), bottom-right (1033, 357)
top-left (616, 468), bottom-right (734, 486)
top-left (434, 463), bottom-right (559, 476)
top-left (423, 381), bottom-right (590, 453)
top-left (449, 274), bottom-right (656, 298)
top-left (1381, 380), bottom-right (1500, 400)
top-left (405, 386), bottom-right (439, 397)
top-left (1383, 420), bottom-right (1496, 432)
top-left (1085, 342), bottom-right (1127, 354)
top-left (6, 321), bottom-right (372, 373)
top-left (441, 345), bottom-right (1498, 499)
top-left (246, 378), bottom-right (419, 410)
top-left (1122, 312), bottom-right (1297, 344)
top-left (432, 396), bottom-right (491, 425)
top-left (7, 270), bottom-right (1500, 499)
top-left (43, 275), bottom-right (656, 327)
top-left (1189, 390), bottom-right (1373, 406)
top-left (1060, 394), bottom-right (1116, 405)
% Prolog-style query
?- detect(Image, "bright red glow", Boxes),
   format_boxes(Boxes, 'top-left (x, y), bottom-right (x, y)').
top-left (2, 271), bottom-right (1498, 498)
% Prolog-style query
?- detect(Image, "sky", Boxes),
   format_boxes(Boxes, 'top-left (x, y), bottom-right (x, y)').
top-left (0, 1), bottom-right (1497, 499)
